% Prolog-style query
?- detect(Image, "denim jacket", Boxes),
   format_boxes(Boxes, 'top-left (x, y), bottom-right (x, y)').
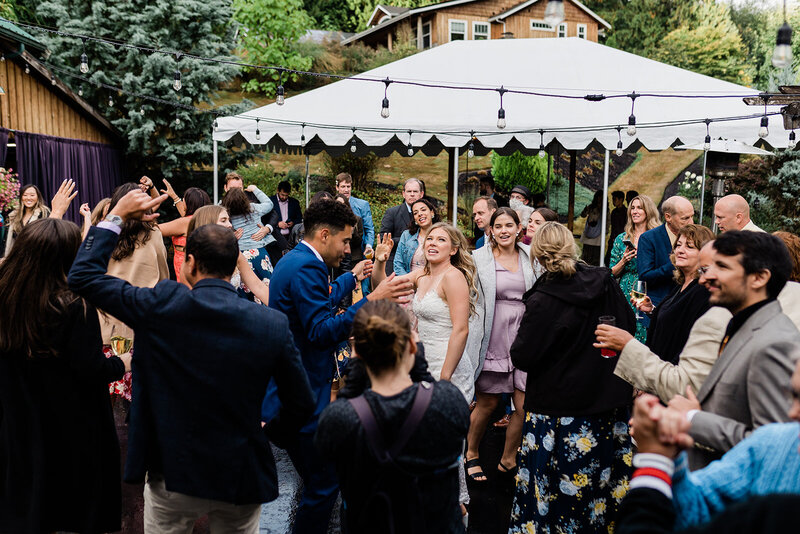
top-left (393, 229), bottom-right (419, 275)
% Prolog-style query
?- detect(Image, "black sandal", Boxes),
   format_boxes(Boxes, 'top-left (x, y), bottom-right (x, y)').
top-left (465, 458), bottom-right (487, 482)
top-left (497, 461), bottom-right (518, 475)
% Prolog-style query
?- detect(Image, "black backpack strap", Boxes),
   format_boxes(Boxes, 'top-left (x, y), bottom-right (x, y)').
top-left (389, 381), bottom-right (433, 458)
top-left (348, 381), bottom-right (434, 463)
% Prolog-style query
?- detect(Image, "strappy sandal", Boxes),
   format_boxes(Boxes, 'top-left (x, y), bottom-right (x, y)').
top-left (497, 461), bottom-right (518, 475)
top-left (465, 458), bottom-right (488, 482)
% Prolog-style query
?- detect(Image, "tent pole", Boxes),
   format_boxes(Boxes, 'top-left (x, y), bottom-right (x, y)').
top-left (305, 153), bottom-right (310, 208)
top-left (567, 150), bottom-right (576, 232)
top-left (545, 151), bottom-right (551, 206)
top-left (212, 139), bottom-right (219, 204)
top-left (699, 149), bottom-right (708, 226)
top-left (452, 147), bottom-right (460, 224)
top-left (599, 149), bottom-right (610, 267)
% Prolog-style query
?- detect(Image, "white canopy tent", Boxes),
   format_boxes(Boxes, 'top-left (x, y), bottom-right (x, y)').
top-left (214, 38), bottom-right (786, 263)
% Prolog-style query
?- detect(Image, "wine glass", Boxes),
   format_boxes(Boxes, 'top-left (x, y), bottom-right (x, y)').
top-left (109, 326), bottom-right (132, 356)
top-left (631, 281), bottom-right (647, 320)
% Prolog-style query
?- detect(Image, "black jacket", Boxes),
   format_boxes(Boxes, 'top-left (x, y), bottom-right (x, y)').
top-left (511, 263), bottom-right (636, 415)
top-left (617, 488), bottom-right (800, 534)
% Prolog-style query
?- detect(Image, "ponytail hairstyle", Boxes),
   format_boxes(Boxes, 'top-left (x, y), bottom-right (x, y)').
top-left (424, 222), bottom-right (479, 316)
top-left (351, 300), bottom-right (412, 375)
top-left (530, 221), bottom-right (578, 278)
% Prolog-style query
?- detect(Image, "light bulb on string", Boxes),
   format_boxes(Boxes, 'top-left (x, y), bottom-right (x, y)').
top-left (759, 115), bottom-right (769, 138)
top-left (276, 69), bottom-right (285, 106)
top-left (24, 64), bottom-right (29, 75)
top-left (703, 119), bottom-right (712, 151)
top-left (496, 86), bottom-right (507, 129)
top-left (544, 0), bottom-right (565, 28)
top-left (80, 53), bottom-right (89, 74)
top-left (173, 70), bottom-right (182, 91)
top-left (78, 85), bottom-right (84, 97)
top-left (615, 127), bottom-right (623, 156)
top-left (255, 118), bottom-right (261, 141)
top-left (772, 2), bottom-right (793, 68)
top-left (108, 95), bottom-right (113, 107)
top-left (175, 114), bottom-right (180, 126)
top-left (789, 130), bottom-right (796, 149)
top-left (50, 76), bottom-right (56, 86)
top-left (538, 130), bottom-right (546, 158)
top-left (407, 142), bottom-right (414, 156)
top-left (468, 142), bottom-right (475, 159)
top-left (350, 131), bottom-right (357, 153)
top-left (627, 114), bottom-right (636, 136)
top-left (213, 119), bottom-right (219, 132)
top-left (1, 53), bottom-right (5, 62)
top-left (381, 78), bottom-right (391, 118)
top-left (139, 106), bottom-right (145, 116)
top-left (300, 123), bottom-right (306, 148)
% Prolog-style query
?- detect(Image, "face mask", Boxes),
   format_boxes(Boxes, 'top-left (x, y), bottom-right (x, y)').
top-left (509, 198), bottom-right (524, 211)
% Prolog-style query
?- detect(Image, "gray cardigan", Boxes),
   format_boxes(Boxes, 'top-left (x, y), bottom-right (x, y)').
top-left (471, 242), bottom-right (537, 378)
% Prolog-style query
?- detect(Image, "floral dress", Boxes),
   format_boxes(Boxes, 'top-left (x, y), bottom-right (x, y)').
top-left (508, 409), bottom-right (633, 534)
top-left (609, 233), bottom-right (647, 342)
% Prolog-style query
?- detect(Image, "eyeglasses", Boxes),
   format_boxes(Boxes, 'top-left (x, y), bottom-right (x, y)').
top-left (697, 266), bottom-right (710, 277)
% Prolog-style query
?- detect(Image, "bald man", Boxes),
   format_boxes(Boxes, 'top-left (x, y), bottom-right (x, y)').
top-left (637, 196), bottom-right (695, 306)
top-left (714, 194), bottom-right (764, 233)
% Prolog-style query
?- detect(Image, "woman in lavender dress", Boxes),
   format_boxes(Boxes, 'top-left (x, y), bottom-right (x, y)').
top-left (465, 208), bottom-right (537, 481)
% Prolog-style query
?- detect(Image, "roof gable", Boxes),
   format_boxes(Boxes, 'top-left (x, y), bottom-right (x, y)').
top-left (489, 0), bottom-right (611, 29)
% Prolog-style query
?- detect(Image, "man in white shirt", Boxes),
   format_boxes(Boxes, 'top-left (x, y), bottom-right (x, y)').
top-left (714, 194), bottom-right (764, 233)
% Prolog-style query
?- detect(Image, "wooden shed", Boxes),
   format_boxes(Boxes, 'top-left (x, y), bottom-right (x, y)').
top-left (342, 0), bottom-right (611, 50)
top-left (0, 20), bottom-right (123, 221)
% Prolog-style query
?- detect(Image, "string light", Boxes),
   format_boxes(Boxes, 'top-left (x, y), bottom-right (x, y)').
top-left (276, 69), bottom-right (285, 106)
top-left (627, 92), bottom-right (638, 136)
top-left (407, 130), bottom-right (413, 156)
top-left (773, 0), bottom-right (793, 68)
top-left (213, 118), bottom-right (219, 132)
top-left (350, 129), bottom-right (357, 153)
top-left (1, 53), bottom-right (5, 62)
top-left (538, 130), bottom-right (546, 158)
top-left (24, 63), bottom-right (29, 74)
top-left (615, 127), bottom-right (623, 156)
top-left (173, 70), bottom-right (182, 91)
top-left (79, 38), bottom-right (89, 73)
top-left (108, 94), bottom-right (113, 107)
top-left (139, 106), bottom-right (145, 116)
top-left (703, 119), bottom-right (711, 151)
top-left (51, 76), bottom-right (56, 85)
top-left (78, 85), bottom-right (83, 96)
top-left (301, 123), bottom-right (306, 147)
top-left (789, 130), bottom-right (796, 148)
top-left (381, 78), bottom-right (391, 119)
top-left (255, 118), bottom-right (261, 140)
top-left (496, 86), bottom-right (507, 129)
top-left (175, 111), bottom-right (180, 126)
top-left (467, 131), bottom-right (476, 158)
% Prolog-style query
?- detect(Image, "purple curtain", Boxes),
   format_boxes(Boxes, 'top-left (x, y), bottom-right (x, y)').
top-left (16, 131), bottom-right (123, 223)
top-left (0, 128), bottom-right (8, 167)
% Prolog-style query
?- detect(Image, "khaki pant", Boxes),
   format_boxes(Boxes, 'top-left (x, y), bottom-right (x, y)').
top-left (143, 473), bottom-right (261, 534)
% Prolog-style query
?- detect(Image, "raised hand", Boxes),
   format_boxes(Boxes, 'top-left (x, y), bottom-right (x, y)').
top-left (79, 203), bottom-right (91, 218)
top-left (351, 259), bottom-right (374, 281)
top-left (374, 233), bottom-right (394, 263)
top-left (160, 178), bottom-right (178, 201)
top-left (50, 179), bottom-right (78, 219)
top-left (108, 189), bottom-right (168, 222)
top-left (139, 175), bottom-right (154, 192)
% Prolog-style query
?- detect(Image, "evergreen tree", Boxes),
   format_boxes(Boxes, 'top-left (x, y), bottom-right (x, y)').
top-left (24, 0), bottom-right (254, 178)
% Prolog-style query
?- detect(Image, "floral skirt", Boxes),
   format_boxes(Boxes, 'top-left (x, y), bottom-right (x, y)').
top-left (103, 345), bottom-right (132, 401)
top-left (508, 408), bottom-right (633, 534)
top-left (239, 247), bottom-right (273, 302)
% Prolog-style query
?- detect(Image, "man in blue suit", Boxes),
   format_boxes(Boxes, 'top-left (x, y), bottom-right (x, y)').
top-left (263, 198), bottom-right (412, 533)
top-left (269, 180), bottom-right (303, 254)
top-left (637, 196), bottom-right (695, 306)
top-left (336, 172), bottom-right (374, 255)
top-left (68, 190), bottom-right (315, 532)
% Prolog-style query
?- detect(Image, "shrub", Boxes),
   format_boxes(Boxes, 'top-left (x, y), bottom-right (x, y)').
top-left (324, 153), bottom-right (379, 192)
top-left (491, 152), bottom-right (549, 194)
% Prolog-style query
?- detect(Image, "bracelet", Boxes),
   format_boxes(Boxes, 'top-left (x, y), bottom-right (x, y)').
top-left (173, 198), bottom-right (182, 206)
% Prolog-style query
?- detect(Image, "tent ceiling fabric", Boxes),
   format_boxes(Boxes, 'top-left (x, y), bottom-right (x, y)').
top-left (214, 38), bottom-right (786, 154)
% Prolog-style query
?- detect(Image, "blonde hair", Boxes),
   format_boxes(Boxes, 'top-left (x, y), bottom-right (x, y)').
top-left (90, 198), bottom-right (111, 226)
top-left (424, 222), bottom-right (478, 316)
top-left (624, 194), bottom-right (661, 242)
top-left (671, 224), bottom-right (715, 285)
top-left (187, 205), bottom-right (227, 235)
top-left (530, 221), bottom-right (578, 277)
top-left (351, 301), bottom-right (412, 375)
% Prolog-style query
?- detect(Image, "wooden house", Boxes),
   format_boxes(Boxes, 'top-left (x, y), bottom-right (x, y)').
top-left (342, 0), bottom-right (611, 50)
top-left (0, 20), bottom-right (123, 222)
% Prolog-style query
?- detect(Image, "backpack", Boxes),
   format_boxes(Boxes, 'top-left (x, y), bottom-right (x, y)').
top-left (346, 381), bottom-right (458, 534)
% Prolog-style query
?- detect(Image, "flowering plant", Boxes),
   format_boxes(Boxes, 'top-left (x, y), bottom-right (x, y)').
top-left (0, 167), bottom-right (19, 212)
top-left (681, 171), bottom-right (704, 198)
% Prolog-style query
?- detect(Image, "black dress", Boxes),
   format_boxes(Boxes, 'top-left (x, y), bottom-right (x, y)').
top-left (0, 299), bottom-right (125, 534)
top-left (646, 279), bottom-right (710, 364)
top-left (315, 380), bottom-right (469, 533)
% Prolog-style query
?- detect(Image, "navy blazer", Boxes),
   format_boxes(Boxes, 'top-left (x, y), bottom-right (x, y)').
top-left (262, 242), bottom-right (368, 433)
top-left (269, 195), bottom-right (303, 227)
top-left (68, 227), bottom-right (314, 505)
top-left (636, 224), bottom-right (676, 307)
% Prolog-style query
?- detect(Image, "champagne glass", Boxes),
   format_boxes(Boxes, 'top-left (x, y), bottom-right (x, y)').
top-left (631, 281), bottom-right (647, 320)
top-left (598, 316), bottom-right (617, 358)
top-left (109, 326), bottom-right (132, 356)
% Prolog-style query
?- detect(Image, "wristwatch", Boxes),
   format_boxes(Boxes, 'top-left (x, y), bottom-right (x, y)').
top-left (103, 214), bottom-right (123, 227)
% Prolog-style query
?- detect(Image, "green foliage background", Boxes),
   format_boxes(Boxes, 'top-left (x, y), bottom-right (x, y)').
top-left (490, 152), bottom-right (549, 195)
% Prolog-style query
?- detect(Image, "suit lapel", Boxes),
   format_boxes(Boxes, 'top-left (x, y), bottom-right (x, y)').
top-left (697, 301), bottom-right (780, 404)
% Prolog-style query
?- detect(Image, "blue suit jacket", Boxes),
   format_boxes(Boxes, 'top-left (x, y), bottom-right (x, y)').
top-left (636, 224), bottom-right (676, 307)
top-left (68, 227), bottom-right (314, 505)
top-left (349, 196), bottom-right (374, 249)
top-left (263, 242), bottom-right (368, 433)
top-left (269, 195), bottom-right (303, 227)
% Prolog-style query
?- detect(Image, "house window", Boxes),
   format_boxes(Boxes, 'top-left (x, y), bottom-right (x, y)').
top-left (473, 21), bottom-right (489, 40)
top-left (449, 19), bottom-right (467, 41)
top-left (557, 23), bottom-right (567, 38)
top-left (530, 19), bottom-right (555, 32)
top-left (414, 21), bottom-right (432, 48)
top-left (577, 24), bottom-right (587, 39)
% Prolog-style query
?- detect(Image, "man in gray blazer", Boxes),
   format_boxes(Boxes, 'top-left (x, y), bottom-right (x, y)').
top-left (667, 231), bottom-right (800, 470)
top-left (379, 178), bottom-right (423, 274)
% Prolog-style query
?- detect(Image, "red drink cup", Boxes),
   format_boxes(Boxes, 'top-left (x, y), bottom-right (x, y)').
top-left (598, 316), bottom-right (617, 358)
